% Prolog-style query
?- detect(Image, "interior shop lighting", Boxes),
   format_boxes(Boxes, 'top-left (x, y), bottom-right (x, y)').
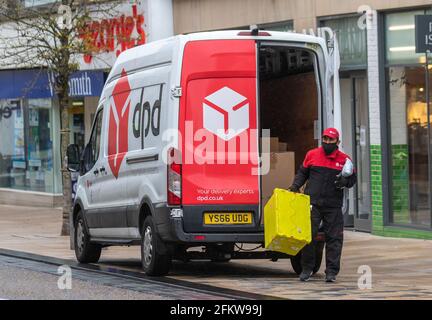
top-left (419, 57), bottom-right (432, 65)
top-left (389, 24), bottom-right (415, 31)
top-left (389, 46), bottom-right (416, 52)
top-left (72, 101), bottom-right (84, 106)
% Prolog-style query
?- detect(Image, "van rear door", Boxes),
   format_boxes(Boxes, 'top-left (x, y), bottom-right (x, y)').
top-left (179, 40), bottom-right (260, 232)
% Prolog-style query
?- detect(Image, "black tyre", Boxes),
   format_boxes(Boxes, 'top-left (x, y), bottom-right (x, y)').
top-left (141, 216), bottom-right (172, 276)
top-left (74, 211), bottom-right (102, 263)
top-left (290, 252), bottom-right (303, 275)
top-left (290, 242), bottom-right (324, 275)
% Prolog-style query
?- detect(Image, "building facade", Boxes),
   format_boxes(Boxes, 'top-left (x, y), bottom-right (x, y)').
top-left (172, 0), bottom-right (432, 239)
top-left (2, 0), bottom-right (432, 240)
top-left (0, 0), bottom-right (174, 207)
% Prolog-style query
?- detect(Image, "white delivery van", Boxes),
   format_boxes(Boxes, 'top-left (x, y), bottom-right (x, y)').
top-left (67, 29), bottom-right (340, 276)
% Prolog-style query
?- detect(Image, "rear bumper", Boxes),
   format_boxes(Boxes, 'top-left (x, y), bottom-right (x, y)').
top-left (169, 217), bottom-right (264, 243)
top-left (154, 204), bottom-right (264, 244)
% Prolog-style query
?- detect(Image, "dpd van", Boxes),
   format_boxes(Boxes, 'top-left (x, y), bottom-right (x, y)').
top-left (67, 29), bottom-right (341, 276)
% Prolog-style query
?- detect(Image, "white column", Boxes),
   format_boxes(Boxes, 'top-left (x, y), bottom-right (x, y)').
top-left (146, 0), bottom-right (174, 42)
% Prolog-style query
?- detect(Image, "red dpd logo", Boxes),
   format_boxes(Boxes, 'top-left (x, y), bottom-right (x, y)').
top-left (108, 69), bottom-right (130, 178)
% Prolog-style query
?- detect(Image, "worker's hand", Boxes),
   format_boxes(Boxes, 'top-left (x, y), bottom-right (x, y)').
top-left (288, 185), bottom-right (300, 193)
top-left (335, 174), bottom-right (348, 189)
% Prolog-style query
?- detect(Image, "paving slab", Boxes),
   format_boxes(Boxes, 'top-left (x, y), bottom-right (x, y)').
top-left (1, 204), bottom-right (432, 299)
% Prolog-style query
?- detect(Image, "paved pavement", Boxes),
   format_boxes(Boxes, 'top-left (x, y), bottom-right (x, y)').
top-left (1, 204), bottom-right (432, 299)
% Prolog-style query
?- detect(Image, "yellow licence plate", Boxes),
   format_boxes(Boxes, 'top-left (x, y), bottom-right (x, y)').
top-left (204, 213), bottom-right (253, 225)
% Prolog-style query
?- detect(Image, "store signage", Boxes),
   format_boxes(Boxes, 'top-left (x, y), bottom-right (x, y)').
top-left (0, 100), bottom-right (20, 120)
top-left (78, 4), bottom-right (146, 64)
top-left (415, 15), bottom-right (432, 53)
top-left (0, 69), bottom-right (104, 99)
top-left (48, 71), bottom-right (105, 97)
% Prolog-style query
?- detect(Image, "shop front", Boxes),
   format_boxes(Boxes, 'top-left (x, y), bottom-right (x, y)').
top-left (0, 69), bottom-right (104, 206)
top-left (383, 8), bottom-right (432, 233)
top-left (170, 0), bottom-right (432, 240)
top-left (320, 15), bottom-right (372, 232)
top-left (0, 0), bottom-right (174, 207)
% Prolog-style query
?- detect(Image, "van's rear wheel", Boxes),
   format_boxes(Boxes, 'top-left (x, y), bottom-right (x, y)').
top-left (141, 216), bottom-right (172, 276)
top-left (74, 211), bottom-right (102, 263)
top-left (290, 242), bottom-right (324, 275)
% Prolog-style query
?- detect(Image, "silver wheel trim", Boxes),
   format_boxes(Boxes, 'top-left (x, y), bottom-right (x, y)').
top-left (143, 226), bottom-right (153, 267)
top-left (76, 220), bottom-right (85, 254)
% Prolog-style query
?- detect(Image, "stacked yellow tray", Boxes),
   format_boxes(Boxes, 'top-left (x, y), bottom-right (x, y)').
top-left (264, 188), bottom-right (312, 256)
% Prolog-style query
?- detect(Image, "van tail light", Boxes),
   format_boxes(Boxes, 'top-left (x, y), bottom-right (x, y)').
top-left (167, 148), bottom-right (182, 206)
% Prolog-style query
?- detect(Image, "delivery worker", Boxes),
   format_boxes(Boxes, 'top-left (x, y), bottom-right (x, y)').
top-left (289, 128), bottom-right (356, 283)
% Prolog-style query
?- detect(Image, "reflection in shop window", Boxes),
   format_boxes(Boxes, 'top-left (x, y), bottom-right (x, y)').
top-left (0, 99), bottom-right (25, 191)
top-left (321, 15), bottom-right (367, 69)
top-left (27, 99), bottom-right (54, 193)
top-left (388, 66), bottom-right (431, 227)
top-left (70, 100), bottom-right (85, 153)
top-left (260, 21), bottom-right (294, 33)
top-left (0, 98), bottom-right (56, 193)
top-left (385, 10), bottom-right (432, 65)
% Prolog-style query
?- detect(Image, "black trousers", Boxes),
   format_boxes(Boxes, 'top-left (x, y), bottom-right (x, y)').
top-left (301, 205), bottom-right (344, 276)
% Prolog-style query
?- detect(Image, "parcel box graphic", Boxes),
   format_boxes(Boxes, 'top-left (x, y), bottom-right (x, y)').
top-left (203, 86), bottom-right (250, 141)
top-left (264, 188), bottom-right (312, 256)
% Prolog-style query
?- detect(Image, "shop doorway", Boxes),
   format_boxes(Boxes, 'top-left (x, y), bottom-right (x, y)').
top-left (341, 72), bottom-right (372, 232)
top-left (69, 99), bottom-right (85, 153)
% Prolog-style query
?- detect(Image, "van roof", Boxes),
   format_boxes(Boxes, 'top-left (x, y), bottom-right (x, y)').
top-left (184, 30), bottom-right (327, 47)
top-left (106, 30), bottom-right (328, 85)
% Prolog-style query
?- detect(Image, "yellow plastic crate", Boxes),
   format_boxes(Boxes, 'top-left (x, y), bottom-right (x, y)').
top-left (264, 188), bottom-right (312, 256)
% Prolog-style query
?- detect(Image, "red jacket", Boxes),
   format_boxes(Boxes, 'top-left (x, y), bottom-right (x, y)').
top-left (291, 147), bottom-right (357, 208)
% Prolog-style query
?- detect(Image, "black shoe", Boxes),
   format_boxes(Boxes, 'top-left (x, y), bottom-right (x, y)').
top-left (325, 274), bottom-right (336, 283)
top-left (299, 270), bottom-right (313, 282)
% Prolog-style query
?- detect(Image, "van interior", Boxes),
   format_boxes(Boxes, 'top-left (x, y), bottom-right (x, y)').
top-left (258, 45), bottom-right (320, 205)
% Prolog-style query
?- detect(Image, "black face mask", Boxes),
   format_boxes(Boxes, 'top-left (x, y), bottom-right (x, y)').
top-left (322, 142), bottom-right (338, 155)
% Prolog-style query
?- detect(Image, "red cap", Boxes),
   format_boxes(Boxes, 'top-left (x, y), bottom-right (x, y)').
top-left (322, 128), bottom-right (340, 140)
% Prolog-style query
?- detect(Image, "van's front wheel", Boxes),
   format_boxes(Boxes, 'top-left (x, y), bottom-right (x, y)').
top-left (74, 211), bottom-right (102, 263)
top-left (141, 216), bottom-right (172, 276)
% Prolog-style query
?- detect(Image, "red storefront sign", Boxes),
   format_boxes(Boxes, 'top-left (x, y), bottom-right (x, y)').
top-left (78, 4), bottom-right (146, 64)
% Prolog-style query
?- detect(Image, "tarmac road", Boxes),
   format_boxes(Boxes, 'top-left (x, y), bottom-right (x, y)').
top-left (0, 264), bottom-right (165, 300)
top-left (0, 254), bottom-right (236, 300)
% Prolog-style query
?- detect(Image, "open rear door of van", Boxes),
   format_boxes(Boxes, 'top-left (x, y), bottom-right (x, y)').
top-left (179, 39), bottom-right (261, 233)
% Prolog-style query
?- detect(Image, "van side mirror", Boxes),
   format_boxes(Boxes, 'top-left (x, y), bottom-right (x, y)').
top-left (66, 144), bottom-right (80, 172)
